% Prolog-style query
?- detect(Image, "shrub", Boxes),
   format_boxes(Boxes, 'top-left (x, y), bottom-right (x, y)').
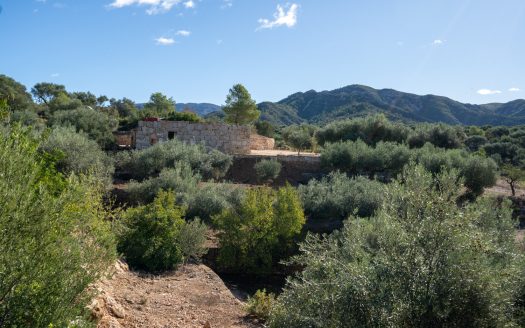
top-left (316, 114), bottom-right (409, 146)
top-left (0, 127), bottom-right (116, 327)
top-left (282, 124), bottom-right (317, 154)
top-left (186, 183), bottom-right (245, 223)
top-left (178, 218), bottom-right (209, 262)
top-left (246, 289), bottom-right (275, 321)
top-left (166, 111), bottom-right (203, 122)
top-left (213, 185), bottom-right (305, 274)
top-left (299, 171), bottom-right (383, 221)
top-left (40, 127), bottom-right (115, 188)
top-left (126, 164), bottom-right (200, 204)
top-left (255, 159), bottom-right (282, 183)
top-left (49, 107), bottom-right (118, 148)
top-left (255, 120), bottom-right (275, 138)
top-left (269, 165), bottom-right (523, 327)
top-left (117, 190), bottom-right (186, 272)
top-left (407, 123), bottom-right (466, 149)
top-left (118, 138), bottom-right (232, 181)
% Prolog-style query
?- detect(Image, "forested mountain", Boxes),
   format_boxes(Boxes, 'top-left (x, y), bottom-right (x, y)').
top-left (250, 85), bottom-right (525, 126)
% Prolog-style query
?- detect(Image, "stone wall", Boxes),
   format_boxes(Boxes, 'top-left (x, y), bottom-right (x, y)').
top-left (135, 120), bottom-right (254, 154)
top-left (249, 134), bottom-right (275, 150)
top-left (113, 131), bottom-right (135, 148)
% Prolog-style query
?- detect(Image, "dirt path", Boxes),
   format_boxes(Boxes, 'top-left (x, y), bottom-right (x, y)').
top-left (91, 262), bottom-right (261, 328)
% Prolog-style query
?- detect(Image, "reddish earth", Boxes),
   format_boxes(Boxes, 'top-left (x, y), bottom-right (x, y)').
top-left (91, 261), bottom-right (262, 328)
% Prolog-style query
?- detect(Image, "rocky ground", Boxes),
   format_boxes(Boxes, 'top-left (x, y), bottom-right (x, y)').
top-left (90, 261), bottom-right (262, 328)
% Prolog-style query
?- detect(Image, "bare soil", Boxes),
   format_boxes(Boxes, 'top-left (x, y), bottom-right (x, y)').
top-left (485, 179), bottom-right (525, 197)
top-left (91, 261), bottom-right (262, 328)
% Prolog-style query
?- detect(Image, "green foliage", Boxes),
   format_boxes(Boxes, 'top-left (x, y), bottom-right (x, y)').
top-left (316, 114), bottom-right (410, 146)
top-left (117, 190), bottom-right (186, 272)
top-left (223, 84), bottom-right (260, 125)
top-left (166, 110), bottom-right (203, 122)
top-left (246, 289), bottom-right (275, 321)
top-left (255, 159), bottom-right (282, 183)
top-left (126, 164), bottom-right (200, 204)
top-left (41, 127), bottom-right (115, 188)
top-left (50, 107), bottom-right (118, 148)
top-left (142, 92), bottom-right (176, 118)
top-left (0, 126), bottom-right (116, 327)
top-left (0, 74), bottom-right (34, 111)
top-left (269, 165), bottom-right (524, 328)
top-left (299, 171), bottom-right (384, 221)
top-left (501, 164), bottom-right (525, 196)
top-left (31, 82), bottom-right (66, 105)
top-left (407, 123), bottom-right (466, 149)
top-left (282, 124), bottom-right (318, 154)
top-left (213, 185), bottom-right (305, 274)
top-left (48, 92), bottom-right (83, 112)
top-left (465, 134), bottom-right (488, 151)
top-left (186, 183), bottom-right (245, 223)
top-left (119, 138), bottom-right (232, 181)
top-left (321, 140), bottom-right (497, 195)
top-left (178, 218), bottom-right (209, 262)
top-left (255, 120), bottom-right (275, 137)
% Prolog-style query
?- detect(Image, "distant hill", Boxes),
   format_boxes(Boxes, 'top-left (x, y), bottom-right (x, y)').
top-left (253, 85), bottom-right (525, 126)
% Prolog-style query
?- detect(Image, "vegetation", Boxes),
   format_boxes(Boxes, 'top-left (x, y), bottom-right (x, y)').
top-left (282, 124), bottom-right (317, 154)
top-left (166, 110), bottom-right (203, 122)
top-left (40, 127), bottom-right (115, 188)
top-left (254, 159), bottom-right (282, 183)
top-left (178, 218), bottom-right (209, 263)
top-left (501, 164), bottom-right (525, 196)
top-left (213, 185), bottom-right (305, 274)
top-left (142, 92), bottom-right (176, 118)
top-left (0, 127), bottom-right (116, 327)
top-left (269, 165), bottom-right (524, 327)
top-left (223, 84), bottom-right (260, 125)
top-left (118, 191), bottom-right (190, 272)
top-left (299, 172), bottom-right (384, 220)
top-left (118, 138), bottom-right (232, 181)
top-left (246, 289), bottom-right (275, 321)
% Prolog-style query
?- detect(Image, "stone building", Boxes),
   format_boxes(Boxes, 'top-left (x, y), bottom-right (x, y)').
top-left (133, 120), bottom-right (274, 154)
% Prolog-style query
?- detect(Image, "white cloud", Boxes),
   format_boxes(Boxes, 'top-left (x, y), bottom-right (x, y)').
top-left (50, 73), bottom-right (60, 77)
top-left (183, 0), bottom-right (194, 8)
top-left (155, 37), bottom-right (175, 45)
top-left (509, 87), bottom-right (521, 92)
top-left (176, 30), bottom-right (190, 36)
top-left (221, 0), bottom-right (233, 8)
top-left (109, 0), bottom-right (182, 15)
top-left (432, 39), bottom-right (444, 46)
top-left (258, 3), bottom-right (299, 30)
top-left (477, 89), bottom-right (502, 95)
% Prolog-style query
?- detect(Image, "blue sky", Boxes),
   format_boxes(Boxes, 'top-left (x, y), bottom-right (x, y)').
top-left (0, 0), bottom-right (524, 105)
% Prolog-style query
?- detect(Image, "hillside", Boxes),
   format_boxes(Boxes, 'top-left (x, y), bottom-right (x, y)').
top-left (203, 85), bottom-right (525, 126)
top-left (256, 85), bottom-right (525, 126)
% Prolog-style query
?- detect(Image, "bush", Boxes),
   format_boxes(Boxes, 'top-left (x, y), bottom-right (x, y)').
top-left (178, 218), bottom-right (209, 262)
top-left (117, 191), bottom-right (186, 272)
top-left (118, 138), bottom-right (232, 181)
top-left (186, 183), bottom-right (245, 223)
top-left (0, 127), bottom-right (116, 327)
top-left (407, 123), bottom-right (466, 149)
top-left (246, 289), bottom-right (275, 321)
top-left (282, 124), bottom-right (317, 154)
top-left (166, 111), bottom-right (203, 122)
top-left (269, 165), bottom-right (523, 327)
top-left (299, 172), bottom-right (384, 221)
top-left (40, 127), bottom-right (115, 188)
top-left (126, 164), bottom-right (200, 204)
top-left (213, 185), bottom-right (305, 274)
top-left (255, 159), bottom-right (282, 183)
top-left (316, 114), bottom-right (409, 146)
top-left (49, 107), bottom-right (118, 148)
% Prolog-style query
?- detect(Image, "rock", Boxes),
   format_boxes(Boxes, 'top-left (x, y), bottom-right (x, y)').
top-left (203, 321), bottom-right (211, 328)
top-left (98, 316), bottom-right (122, 328)
top-left (106, 295), bottom-right (127, 319)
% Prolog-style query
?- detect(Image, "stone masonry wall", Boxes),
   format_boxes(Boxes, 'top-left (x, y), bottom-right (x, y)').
top-left (135, 120), bottom-right (253, 154)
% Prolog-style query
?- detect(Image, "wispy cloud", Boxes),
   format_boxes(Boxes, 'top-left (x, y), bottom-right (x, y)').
top-left (50, 73), bottom-right (60, 78)
top-left (509, 87), bottom-right (521, 92)
top-left (432, 39), bottom-right (445, 46)
top-left (221, 0), bottom-right (233, 9)
top-left (176, 30), bottom-right (191, 36)
top-left (258, 3), bottom-right (299, 30)
top-left (477, 89), bottom-right (502, 95)
top-left (183, 0), bottom-right (194, 8)
top-left (108, 0), bottom-right (188, 15)
top-left (155, 37), bottom-right (175, 45)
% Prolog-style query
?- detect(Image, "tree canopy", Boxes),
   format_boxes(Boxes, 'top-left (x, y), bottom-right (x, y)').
top-left (223, 84), bottom-right (260, 125)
